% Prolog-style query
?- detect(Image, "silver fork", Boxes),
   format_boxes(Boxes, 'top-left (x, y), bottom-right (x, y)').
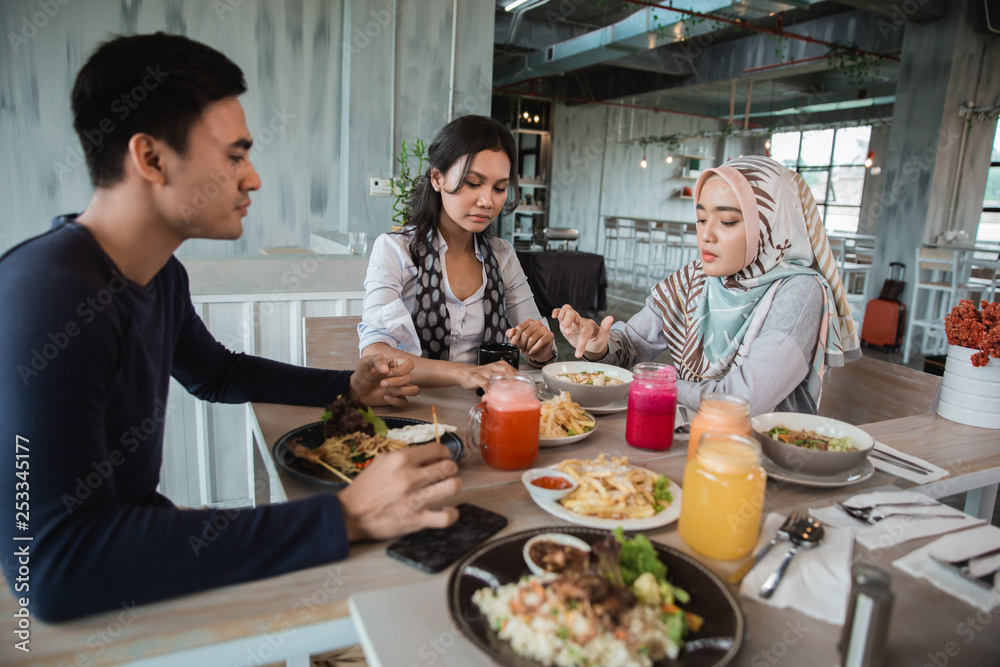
top-left (728, 510), bottom-right (802, 584)
top-left (675, 405), bottom-right (691, 434)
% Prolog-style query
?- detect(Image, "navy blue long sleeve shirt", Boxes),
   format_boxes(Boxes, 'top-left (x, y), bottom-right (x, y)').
top-left (0, 218), bottom-right (354, 622)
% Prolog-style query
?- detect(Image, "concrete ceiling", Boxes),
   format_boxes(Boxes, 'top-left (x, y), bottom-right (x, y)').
top-left (492, 0), bottom-right (933, 126)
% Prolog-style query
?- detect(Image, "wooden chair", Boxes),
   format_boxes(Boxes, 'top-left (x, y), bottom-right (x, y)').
top-left (303, 315), bottom-right (363, 370)
top-left (817, 355), bottom-right (941, 425)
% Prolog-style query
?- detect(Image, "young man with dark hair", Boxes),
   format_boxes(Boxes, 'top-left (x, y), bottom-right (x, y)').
top-left (0, 33), bottom-right (461, 622)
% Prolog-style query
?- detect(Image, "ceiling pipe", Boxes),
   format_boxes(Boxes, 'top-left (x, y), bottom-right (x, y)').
top-left (617, 0), bottom-right (900, 62)
top-left (742, 53), bottom-right (830, 73)
top-left (495, 88), bottom-right (740, 123)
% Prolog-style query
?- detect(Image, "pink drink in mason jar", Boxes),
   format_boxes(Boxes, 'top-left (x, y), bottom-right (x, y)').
top-left (625, 363), bottom-right (677, 450)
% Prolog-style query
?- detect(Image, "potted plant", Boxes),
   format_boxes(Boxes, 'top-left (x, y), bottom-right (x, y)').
top-left (390, 138), bottom-right (427, 231)
top-left (936, 299), bottom-right (1000, 428)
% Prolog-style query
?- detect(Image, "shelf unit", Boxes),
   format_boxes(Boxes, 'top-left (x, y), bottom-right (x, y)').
top-left (501, 129), bottom-right (552, 250)
top-left (671, 150), bottom-right (715, 200)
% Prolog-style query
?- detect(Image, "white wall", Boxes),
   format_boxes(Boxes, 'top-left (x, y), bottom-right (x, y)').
top-left (549, 102), bottom-right (722, 253)
top-left (0, 0), bottom-right (494, 258)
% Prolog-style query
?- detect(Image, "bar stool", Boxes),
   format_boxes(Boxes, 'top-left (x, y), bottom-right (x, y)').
top-left (630, 220), bottom-right (653, 288)
top-left (902, 245), bottom-right (974, 363)
top-left (610, 218), bottom-right (636, 285)
top-left (603, 217), bottom-right (623, 283)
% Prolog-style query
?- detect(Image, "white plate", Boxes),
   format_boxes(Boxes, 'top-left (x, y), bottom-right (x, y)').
top-left (539, 412), bottom-right (598, 448)
top-left (529, 465), bottom-right (683, 530)
top-left (587, 396), bottom-right (628, 414)
top-left (762, 455), bottom-right (875, 488)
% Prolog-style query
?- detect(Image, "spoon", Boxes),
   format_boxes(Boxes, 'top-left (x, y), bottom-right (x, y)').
top-left (759, 517), bottom-right (825, 599)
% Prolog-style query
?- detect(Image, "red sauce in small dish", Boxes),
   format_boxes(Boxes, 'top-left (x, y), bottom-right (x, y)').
top-left (531, 475), bottom-right (572, 490)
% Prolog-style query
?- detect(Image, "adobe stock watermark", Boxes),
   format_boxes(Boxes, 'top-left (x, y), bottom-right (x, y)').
top-left (57, 600), bottom-right (144, 667)
top-left (218, 565), bottom-right (351, 666)
top-left (216, 255), bottom-right (319, 351)
top-left (51, 64), bottom-right (171, 183)
top-left (16, 268), bottom-right (131, 386)
top-left (342, 0), bottom-right (416, 57)
top-left (7, 0), bottom-right (72, 54)
top-left (60, 399), bottom-right (178, 515)
top-left (179, 106), bottom-right (296, 223)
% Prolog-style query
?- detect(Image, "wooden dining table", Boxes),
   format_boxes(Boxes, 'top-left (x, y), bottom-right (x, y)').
top-left (3, 358), bottom-right (1000, 665)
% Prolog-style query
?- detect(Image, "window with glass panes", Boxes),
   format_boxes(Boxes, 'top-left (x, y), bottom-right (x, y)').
top-left (980, 123), bottom-right (1000, 244)
top-left (769, 127), bottom-right (871, 233)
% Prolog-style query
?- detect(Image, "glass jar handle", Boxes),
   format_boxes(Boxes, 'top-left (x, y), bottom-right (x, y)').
top-left (466, 401), bottom-right (487, 454)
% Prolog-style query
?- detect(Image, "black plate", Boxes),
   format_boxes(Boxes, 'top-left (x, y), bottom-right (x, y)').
top-left (448, 527), bottom-right (744, 667)
top-left (272, 417), bottom-right (464, 489)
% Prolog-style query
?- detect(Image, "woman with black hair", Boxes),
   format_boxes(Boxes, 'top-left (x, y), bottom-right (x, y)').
top-left (359, 116), bottom-right (556, 390)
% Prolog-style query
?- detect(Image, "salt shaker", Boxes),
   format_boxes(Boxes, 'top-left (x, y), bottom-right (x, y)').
top-left (839, 562), bottom-right (894, 667)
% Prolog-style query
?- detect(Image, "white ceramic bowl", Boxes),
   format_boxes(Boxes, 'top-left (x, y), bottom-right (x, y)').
top-left (522, 533), bottom-right (592, 576)
top-left (752, 412), bottom-right (874, 476)
top-left (521, 468), bottom-right (578, 502)
top-left (541, 361), bottom-right (633, 408)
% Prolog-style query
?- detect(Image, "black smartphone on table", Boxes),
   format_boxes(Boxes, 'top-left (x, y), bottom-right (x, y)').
top-left (386, 503), bottom-right (508, 573)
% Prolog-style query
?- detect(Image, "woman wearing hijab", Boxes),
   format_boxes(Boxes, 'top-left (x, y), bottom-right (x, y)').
top-left (360, 116), bottom-right (556, 391)
top-left (553, 155), bottom-right (861, 414)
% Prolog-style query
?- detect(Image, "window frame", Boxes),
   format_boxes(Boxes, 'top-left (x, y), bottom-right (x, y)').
top-left (770, 126), bottom-right (871, 233)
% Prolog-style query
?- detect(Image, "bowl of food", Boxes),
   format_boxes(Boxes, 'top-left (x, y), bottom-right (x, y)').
top-left (521, 468), bottom-right (579, 502)
top-left (522, 533), bottom-right (592, 576)
top-left (752, 412), bottom-right (874, 476)
top-left (541, 361), bottom-right (632, 408)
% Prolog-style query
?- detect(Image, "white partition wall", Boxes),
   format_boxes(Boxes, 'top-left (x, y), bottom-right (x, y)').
top-left (158, 256), bottom-right (367, 508)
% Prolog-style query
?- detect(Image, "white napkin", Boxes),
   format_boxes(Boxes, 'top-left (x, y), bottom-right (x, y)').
top-left (870, 441), bottom-right (948, 483)
top-left (893, 524), bottom-right (1000, 612)
top-left (740, 512), bottom-right (854, 625)
top-left (811, 490), bottom-right (983, 550)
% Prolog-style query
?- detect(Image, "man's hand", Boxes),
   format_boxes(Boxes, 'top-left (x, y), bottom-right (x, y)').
top-left (551, 305), bottom-right (614, 359)
top-left (507, 319), bottom-right (555, 363)
top-left (338, 443), bottom-right (462, 542)
top-left (459, 360), bottom-right (517, 391)
top-left (348, 354), bottom-right (420, 407)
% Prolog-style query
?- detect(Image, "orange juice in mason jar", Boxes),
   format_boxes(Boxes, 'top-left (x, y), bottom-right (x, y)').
top-left (678, 433), bottom-right (766, 560)
top-left (686, 392), bottom-right (752, 463)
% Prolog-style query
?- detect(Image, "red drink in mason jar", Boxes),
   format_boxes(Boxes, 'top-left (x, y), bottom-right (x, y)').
top-left (468, 373), bottom-right (540, 470)
top-left (625, 363), bottom-right (677, 450)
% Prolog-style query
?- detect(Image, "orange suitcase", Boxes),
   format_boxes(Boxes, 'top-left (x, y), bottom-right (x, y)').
top-left (860, 299), bottom-right (906, 351)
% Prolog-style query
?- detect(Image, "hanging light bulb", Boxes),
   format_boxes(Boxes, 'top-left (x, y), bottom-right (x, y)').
top-left (640, 155), bottom-right (648, 169)
top-left (666, 154), bottom-right (673, 164)
top-left (764, 138), bottom-right (771, 150)
top-left (523, 111), bottom-right (530, 120)
top-left (533, 115), bottom-right (540, 122)
top-left (870, 165), bottom-right (882, 176)
top-left (864, 150), bottom-right (875, 169)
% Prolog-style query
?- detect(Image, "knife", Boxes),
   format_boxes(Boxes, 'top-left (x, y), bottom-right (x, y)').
top-left (869, 451), bottom-right (933, 476)
top-left (870, 445), bottom-right (936, 473)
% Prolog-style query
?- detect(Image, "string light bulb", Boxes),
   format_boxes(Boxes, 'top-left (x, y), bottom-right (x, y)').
top-left (864, 150), bottom-right (875, 169)
top-left (523, 111), bottom-right (530, 120)
top-left (640, 155), bottom-right (648, 169)
top-left (533, 115), bottom-right (540, 122)
top-left (666, 154), bottom-right (673, 164)
top-left (764, 138), bottom-right (771, 150)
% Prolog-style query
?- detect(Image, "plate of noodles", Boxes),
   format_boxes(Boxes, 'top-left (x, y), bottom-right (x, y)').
top-left (272, 417), bottom-right (463, 488)
top-left (529, 455), bottom-right (683, 531)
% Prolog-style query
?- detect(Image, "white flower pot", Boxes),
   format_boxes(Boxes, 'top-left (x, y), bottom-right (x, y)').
top-left (936, 345), bottom-right (1000, 429)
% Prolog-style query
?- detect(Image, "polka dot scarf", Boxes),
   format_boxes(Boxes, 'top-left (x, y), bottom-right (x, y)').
top-left (411, 232), bottom-right (509, 360)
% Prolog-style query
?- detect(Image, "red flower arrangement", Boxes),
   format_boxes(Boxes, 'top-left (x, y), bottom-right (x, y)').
top-left (944, 300), bottom-right (1000, 367)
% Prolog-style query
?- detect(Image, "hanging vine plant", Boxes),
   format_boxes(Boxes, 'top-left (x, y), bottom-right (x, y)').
top-left (825, 41), bottom-right (884, 86)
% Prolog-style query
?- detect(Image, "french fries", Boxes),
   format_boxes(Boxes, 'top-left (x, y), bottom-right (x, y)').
top-left (555, 455), bottom-right (667, 520)
top-left (540, 391), bottom-right (596, 438)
